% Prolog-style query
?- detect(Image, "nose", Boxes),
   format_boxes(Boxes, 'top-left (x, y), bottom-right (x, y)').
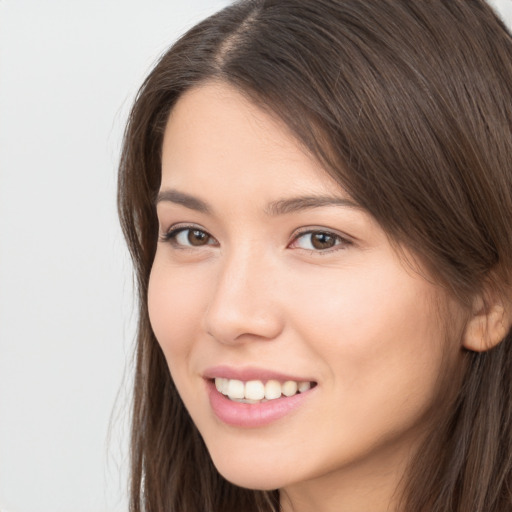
top-left (203, 249), bottom-right (284, 345)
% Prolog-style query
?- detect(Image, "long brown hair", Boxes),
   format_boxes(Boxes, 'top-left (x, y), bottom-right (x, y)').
top-left (118, 1), bottom-right (512, 510)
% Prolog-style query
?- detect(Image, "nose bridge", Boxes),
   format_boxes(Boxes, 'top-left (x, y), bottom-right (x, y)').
top-left (204, 242), bottom-right (283, 344)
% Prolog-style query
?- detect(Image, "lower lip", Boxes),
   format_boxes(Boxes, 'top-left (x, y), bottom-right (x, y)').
top-left (206, 380), bottom-right (315, 428)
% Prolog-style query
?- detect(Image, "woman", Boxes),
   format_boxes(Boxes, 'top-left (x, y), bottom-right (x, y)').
top-left (117, 1), bottom-right (512, 511)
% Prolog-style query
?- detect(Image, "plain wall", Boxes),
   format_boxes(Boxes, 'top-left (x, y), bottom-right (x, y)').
top-left (0, 1), bottom-right (510, 511)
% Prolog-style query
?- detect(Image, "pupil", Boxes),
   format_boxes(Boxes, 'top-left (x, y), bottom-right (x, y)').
top-left (312, 233), bottom-right (334, 250)
top-left (188, 230), bottom-right (208, 246)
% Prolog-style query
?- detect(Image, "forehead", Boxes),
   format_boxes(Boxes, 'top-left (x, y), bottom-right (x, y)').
top-left (161, 81), bottom-right (343, 197)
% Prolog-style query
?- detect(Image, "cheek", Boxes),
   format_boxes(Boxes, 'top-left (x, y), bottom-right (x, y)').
top-left (286, 261), bottom-right (433, 346)
top-left (285, 262), bottom-right (451, 410)
top-left (147, 258), bottom-right (207, 360)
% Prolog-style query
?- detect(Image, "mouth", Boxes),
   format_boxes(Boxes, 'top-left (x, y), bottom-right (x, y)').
top-left (203, 367), bottom-right (318, 427)
top-left (212, 377), bottom-right (317, 404)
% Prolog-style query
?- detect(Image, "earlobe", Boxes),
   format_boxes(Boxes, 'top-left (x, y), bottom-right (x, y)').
top-left (462, 296), bottom-right (510, 352)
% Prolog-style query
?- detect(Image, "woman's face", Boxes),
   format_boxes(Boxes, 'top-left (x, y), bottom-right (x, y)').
top-left (149, 82), bottom-right (465, 506)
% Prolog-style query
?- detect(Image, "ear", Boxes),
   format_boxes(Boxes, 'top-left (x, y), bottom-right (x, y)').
top-left (462, 294), bottom-right (510, 352)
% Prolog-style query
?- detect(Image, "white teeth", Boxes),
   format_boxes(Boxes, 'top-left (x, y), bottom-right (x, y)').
top-left (298, 381), bottom-right (311, 392)
top-left (215, 378), bottom-right (225, 392)
top-left (227, 379), bottom-right (245, 400)
top-left (265, 380), bottom-right (282, 400)
top-left (282, 380), bottom-right (298, 397)
top-left (245, 380), bottom-right (265, 400)
top-left (214, 377), bottom-right (314, 402)
top-left (215, 377), bottom-right (229, 394)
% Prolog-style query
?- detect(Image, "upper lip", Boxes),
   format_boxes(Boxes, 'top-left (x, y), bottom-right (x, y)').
top-left (202, 365), bottom-right (316, 383)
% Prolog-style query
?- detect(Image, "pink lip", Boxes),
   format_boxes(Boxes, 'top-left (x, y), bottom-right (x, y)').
top-left (203, 366), bottom-right (317, 428)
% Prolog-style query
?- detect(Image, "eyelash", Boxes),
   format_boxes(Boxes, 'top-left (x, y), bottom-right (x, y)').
top-left (290, 228), bottom-right (352, 254)
top-left (159, 224), bottom-right (352, 253)
top-left (159, 224), bottom-right (218, 248)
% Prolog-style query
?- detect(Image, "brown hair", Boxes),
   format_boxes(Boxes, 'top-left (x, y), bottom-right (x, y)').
top-left (118, 1), bottom-right (512, 510)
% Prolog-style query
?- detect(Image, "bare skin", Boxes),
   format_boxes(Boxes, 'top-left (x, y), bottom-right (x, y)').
top-left (148, 82), bottom-right (467, 512)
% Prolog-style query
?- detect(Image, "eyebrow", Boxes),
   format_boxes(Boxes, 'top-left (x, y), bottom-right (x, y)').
top-left (155, 189), bottom-right (211, 214)
top-left (265, 195), bottom-right (361, 215)
top-left (155, 189), bottom-right (361, 216)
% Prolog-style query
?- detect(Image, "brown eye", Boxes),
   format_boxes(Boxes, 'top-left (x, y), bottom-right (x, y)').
top-left (292, 230), bottom-right (347, 252)
top-left (311, 232), bottom-right (336, 250)
top-left (165, 227), bottom-right (216, 248)
top-left (188, 229), bottom-right (210, 246)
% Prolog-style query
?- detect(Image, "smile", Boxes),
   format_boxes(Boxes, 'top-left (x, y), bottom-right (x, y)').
top-left (205, 373), bottom-right (317, 428)
top-left (215, 377), bottom-right (314, 403)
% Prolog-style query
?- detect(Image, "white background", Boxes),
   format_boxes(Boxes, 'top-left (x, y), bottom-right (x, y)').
top-left (0, 1), bottom-right (510, 511)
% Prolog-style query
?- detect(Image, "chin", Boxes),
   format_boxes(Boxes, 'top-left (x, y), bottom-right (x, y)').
top-left (209, 451), bottom-right (293, 491)
top-left (217, 470), bottom-right (283, 491)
